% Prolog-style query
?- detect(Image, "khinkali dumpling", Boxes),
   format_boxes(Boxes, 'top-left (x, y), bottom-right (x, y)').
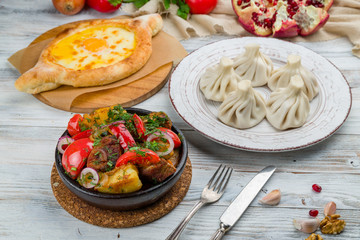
top-left (200, 57), bottom-right (240, 102)
top-left (266, 75), bottom-right (310, 130)
top-left (218, 80), bottom-right (266, 129)
top-left (268, 54), bottom-right (319, 101)
top-left (233, 44), bottom-right (273, 87)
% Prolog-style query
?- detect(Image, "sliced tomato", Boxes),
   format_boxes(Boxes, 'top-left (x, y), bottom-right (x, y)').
top-left (62, 138), bottom-right (94, 179)
top-left (67, 114), bottom-right (83, 136)
top-left (109, 123), bottom-right (136, 150)
top-left (115, 148), bottom-right (160, 167)
top-left (157, 127), bottom-right (181, 148)
top-left (133, 113), bottom-right (146, 139)
top-left (72, 129), bottom-right (92, 140)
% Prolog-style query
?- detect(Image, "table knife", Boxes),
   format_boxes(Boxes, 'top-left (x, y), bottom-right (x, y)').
top-left (209, 165), bottom-right (276, 240)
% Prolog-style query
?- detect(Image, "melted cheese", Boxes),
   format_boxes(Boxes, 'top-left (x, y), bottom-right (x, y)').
top-left (50, 25), bottom-right (136, 70)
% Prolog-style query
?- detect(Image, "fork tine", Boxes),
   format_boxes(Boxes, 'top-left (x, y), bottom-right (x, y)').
top-left (214, 166), bottom-right (231, 192)
top-left (217, 167), bottom-right (233, 194)
top-left (209, 165), bottom-right (226, 190)
top-left (206, 164), bottom-right (223, 188)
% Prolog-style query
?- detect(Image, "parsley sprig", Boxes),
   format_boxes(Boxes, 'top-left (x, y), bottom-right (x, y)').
top-left (122, 0), bottom-right (190, 19)
top-left (107, 105), bottom-right (136, 134)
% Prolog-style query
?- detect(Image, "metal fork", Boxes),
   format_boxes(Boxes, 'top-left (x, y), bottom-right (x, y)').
top-left (166, 164), bottom-right (233, 240)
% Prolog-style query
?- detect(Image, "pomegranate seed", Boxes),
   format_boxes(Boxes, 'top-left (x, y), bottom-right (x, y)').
top-left (255, 2), bottom-right (260, 7)
top-left (264, 18), bottom-right (272, 28)
top-left (312, 184), bottom-right (322, 193)
top-left (305, 0), bottom-right (324, 8)
top-left (309, 209), bottom-right (319, 217)
top-left (244, 0), bottom-right (250, 3)
top-left (237, 0), bottom-right (242, 6)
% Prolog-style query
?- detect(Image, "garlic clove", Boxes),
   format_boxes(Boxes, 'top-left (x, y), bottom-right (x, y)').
top-left (259, 189), bottom-right (281, 205)
top-left (324, 201), bottom-right (336, 216)
top-left (293, 218), bottom-right (320, 233)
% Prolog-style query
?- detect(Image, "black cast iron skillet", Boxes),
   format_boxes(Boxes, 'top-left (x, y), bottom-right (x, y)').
top-left (55, 107), bottom-right (188, 210)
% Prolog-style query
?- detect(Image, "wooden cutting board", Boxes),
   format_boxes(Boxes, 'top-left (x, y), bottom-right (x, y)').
top-left (30, 19), bottom-right (173, 113)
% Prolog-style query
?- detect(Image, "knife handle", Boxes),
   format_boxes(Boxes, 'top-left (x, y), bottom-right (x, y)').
top-left (209, 223), bottom-right (228, 240)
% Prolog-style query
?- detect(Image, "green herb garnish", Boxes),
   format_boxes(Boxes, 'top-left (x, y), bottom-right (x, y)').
top-left (122, 0), bottom-right (190, 19)
top-left (105, 161), bottom-right (115, 172)
top-left (142, 141), bottom-right (160, 152)
top-left (129, 147), bottom-right (146, 157)
top-left (106, 105), bottom-right (136, 135)
top-left (93, 137), bottom-right (102, 146)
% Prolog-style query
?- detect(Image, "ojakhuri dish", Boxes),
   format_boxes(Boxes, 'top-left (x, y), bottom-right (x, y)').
top-left (55, 105), bottom-right (188, 210)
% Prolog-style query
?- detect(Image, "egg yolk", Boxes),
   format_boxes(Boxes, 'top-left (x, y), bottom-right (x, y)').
top-left (82, 38), bottom-right (108, 52)
top-left (50, 25), bottom-right (136, 70)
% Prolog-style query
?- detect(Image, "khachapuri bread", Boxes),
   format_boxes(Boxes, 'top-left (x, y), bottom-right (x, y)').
top-left (15, 14), bottom-right (163, 94)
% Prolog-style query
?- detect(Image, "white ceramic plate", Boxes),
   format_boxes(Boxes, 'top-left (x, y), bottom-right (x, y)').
top-left (169, 37), bottom-right (352, 152)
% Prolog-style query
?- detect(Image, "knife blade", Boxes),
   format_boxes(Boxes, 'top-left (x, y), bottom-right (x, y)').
top-left (210, 165), bottom-right (276, 240)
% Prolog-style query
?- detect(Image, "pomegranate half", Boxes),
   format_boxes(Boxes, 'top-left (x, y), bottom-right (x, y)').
top-left (232, 0), bottom-right (333, 37)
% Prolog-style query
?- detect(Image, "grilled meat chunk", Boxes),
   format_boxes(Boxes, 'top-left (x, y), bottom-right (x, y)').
top-left (167, 149), bottom-right (180, 167)
top-left (87, 135), bottom-right (122, 172)
top-left (139, 158), bottom-right (176, 183)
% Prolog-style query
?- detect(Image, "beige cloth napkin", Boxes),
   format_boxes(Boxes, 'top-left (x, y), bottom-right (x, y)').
top-left (122, 0), bottom-right (360, 57)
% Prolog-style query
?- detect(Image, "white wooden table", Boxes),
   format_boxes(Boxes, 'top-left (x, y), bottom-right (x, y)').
top-left (1, 1), bottom-right (360, 239)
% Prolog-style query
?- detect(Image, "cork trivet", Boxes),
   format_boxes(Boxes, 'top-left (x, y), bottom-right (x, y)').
top-left (51, 158), bottom-right (192, 228)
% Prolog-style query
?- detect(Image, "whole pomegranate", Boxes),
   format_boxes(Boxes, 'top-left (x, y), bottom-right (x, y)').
top-left (232, 0), bottom-right (333, 37)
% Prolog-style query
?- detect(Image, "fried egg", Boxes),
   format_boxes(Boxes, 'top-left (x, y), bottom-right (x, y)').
top-left (50, 25), bottom-right (136, 70)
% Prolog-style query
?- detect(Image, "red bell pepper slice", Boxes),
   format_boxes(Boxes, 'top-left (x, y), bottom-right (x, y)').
top-left (67, 114), bottom-right (83, 136)
top-left (109, 123), bottom-right (136, 150)
top-left (62, 138), bottom-right (94, 179)
top-left (115, 148), bottom-right (160, 167)
top-left (133, 114), bottom-right (146, 139)
top-left (157, 127), bottom-right (181, 148)
top-left (72, 129), bottom-right (92, 140)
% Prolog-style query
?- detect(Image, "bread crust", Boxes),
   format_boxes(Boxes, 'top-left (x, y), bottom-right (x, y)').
top-left (15, 14), bottom-right (163, 94)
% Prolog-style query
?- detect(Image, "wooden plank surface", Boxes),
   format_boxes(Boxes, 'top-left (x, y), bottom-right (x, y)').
top-left (1, 0), bottom-right (360, 239)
